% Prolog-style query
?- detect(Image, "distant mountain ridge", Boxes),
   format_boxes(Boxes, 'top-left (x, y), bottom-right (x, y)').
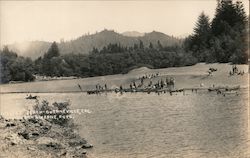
top-left (122, 31), bottom-right (145, 37)
top-left (7, 29), bottom-right (183, 59)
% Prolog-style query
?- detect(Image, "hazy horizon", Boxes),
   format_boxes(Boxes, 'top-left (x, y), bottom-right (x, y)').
top-left (0, 0), bottom-right (249, 46)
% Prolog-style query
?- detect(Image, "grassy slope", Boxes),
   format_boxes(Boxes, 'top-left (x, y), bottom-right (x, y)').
top-left (0, 63), bottom-right (248, 93)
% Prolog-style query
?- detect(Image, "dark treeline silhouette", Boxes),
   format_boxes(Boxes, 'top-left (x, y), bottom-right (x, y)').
top-left (0, 0), bottom-right (248, 83)
top-left (184, 0), bottom-right (248, 64)
top-left (0, 46), bottom-right (35, 83)
top-left (33, 41), bottom-right (197, 77)
top-left (85, 42), bottom-right (197, 76)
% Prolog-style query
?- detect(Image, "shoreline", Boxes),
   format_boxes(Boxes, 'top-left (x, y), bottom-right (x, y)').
top-left (0, 115), bottom-right (93, 157)
top-left (0, 63), bottom-right (248, 157)
top-left (0, 85), bottom-right (248, 94)
top-left (0, 63), bottom-right (248, 94)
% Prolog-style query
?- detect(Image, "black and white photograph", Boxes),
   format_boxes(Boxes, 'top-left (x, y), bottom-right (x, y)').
top-left (0, 0), bottom-right (249, 157)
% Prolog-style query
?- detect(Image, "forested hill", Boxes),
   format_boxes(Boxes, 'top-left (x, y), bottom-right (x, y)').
top-left (7, 30), bottom-right (182, 59)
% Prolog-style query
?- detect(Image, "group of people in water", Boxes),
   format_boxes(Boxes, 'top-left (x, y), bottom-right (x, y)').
top-left (130, 76), bottom-right (175, 91)
top-left (95, 84), bottom-right (108, 91)
top-left (109, 76), bottom-right (176, 95)
top-left (86, 75), bottom-right (177, 95)
top-left (116, 77), bottom-right (176, 95)
top-left (138, 73), bottom-right (160, 80)
top-left (229, 65), bottom-right (244, 76)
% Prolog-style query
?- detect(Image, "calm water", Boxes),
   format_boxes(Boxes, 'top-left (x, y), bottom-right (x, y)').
top-left (0, 90), bottom-right (249, 158)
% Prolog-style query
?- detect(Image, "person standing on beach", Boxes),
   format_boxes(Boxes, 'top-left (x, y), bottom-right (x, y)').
top-left (140, 78), bottom-right (144, 85)
top-left (160, 79), bottom-right (164, 88)
top-left (119, 85), bottom-right (123, 94)
top-left (78, 84), bottom-right (83, 92)
top-left (133, 82), bottom-right (137, 89)
top-left (130, 83), bottom-right (133, 90)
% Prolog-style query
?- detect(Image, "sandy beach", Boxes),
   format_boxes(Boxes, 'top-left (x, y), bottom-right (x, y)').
top-left (0, 63), bottom-right (248, 94)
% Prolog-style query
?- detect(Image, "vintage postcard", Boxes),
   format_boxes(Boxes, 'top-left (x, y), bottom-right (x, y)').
top-left (0, 0), bottom-right (249, 157)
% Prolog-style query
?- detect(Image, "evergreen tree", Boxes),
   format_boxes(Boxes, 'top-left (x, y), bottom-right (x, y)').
top-left (133, 43), bottom-right (139, 50)
top-left (44, 41), bottom-right (60, 59)
top-left (187, 12), bottom-right (211, 61)
top-left (0, 46), bottom-right (35, 83)
top-left (42, 42), bottom-right (61, 76)
top-left (212, 0), bottom-right (247, 36)
top-left (211, 0), bottom-right (248, 63)
top-left (149, 42), bottom-right (154, 49)
top-left (91, 47), bottom-right (99, 54)
top-left (139, 40), bottom-right (144, 49)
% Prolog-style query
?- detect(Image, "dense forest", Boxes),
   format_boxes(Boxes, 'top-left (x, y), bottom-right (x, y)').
top-left (0, 46), bottom-right (34, 83)
top-left (0, 0), bottom-right (248, 83)
top-left (184, 0), bottom-right (248, 63)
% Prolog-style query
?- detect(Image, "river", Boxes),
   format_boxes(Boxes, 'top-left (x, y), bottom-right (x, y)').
top-left (0, 89), bottom-right (249, 158)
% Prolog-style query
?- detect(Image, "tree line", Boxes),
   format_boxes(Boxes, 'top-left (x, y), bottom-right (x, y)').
top-left (33, 41), bottom-right (197, 77)
top-left (184, 0), bottom-right (248, 63)
top-left (0, 46), bottom-right (34, 83)
top-left (0, 0), bottom-right (248, 83)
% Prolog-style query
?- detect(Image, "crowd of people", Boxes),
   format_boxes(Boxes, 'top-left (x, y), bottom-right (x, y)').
top-left (129, 76), bottom-right (176, 92)
top-left (86, 75), bottom-right (177, 95)
top-left (138, 73), bottom-right (160, 80)
top-left (229, 65), bottom-right (244, 76)
top-left (86, 83), bottom-right (108, 94)
top-left (86, 65), bottom-right (245, 96)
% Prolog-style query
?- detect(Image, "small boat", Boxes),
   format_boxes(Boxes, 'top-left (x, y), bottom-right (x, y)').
top-left (225, 85), bottom-right (240, 91)
top-left (26, 95), bottom-right (38, 100)
top-left (208, 88), bottom-right (217, 92)
top-left (87, 90), bottom-right (99, 94)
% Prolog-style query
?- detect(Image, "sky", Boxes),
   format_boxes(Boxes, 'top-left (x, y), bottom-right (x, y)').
top-left (0, 0), bottom-right (249, 46)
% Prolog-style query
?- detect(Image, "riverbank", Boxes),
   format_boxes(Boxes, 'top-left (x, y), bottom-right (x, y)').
top-left (0, 116), bottom-right (93, 157)
top-left (0, 63), bottom-right (249, 93)
top-left (0, 63), bottom-right (249, 158)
